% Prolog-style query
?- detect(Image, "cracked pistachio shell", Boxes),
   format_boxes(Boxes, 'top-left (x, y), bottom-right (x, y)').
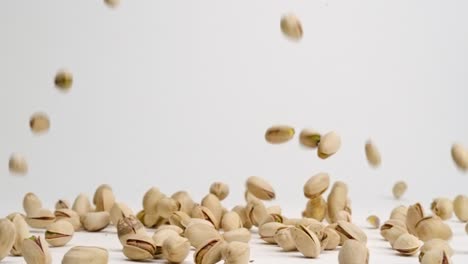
top-left (392, 181), bottom-right (407, 199)
top-left (194, 239), bottom-right (226, 264)
top-left (393, 233), bottom-right (421, 255)
top-left (299, 129), bottom-right (321, 148)
top-left (451, 143), bottom-right (468, 171)
top-left (245, 200), bottom-right (268, 227)
top-left (338, 239), bottom-right (369, 264)
top-left (323, 227), bottom-right (340, 250)
top-left (93, 185), bottom-right (115, 213)
top-left (415, 216), bottom-right (452, 242)
top-left (184, 222), bottom-right (222, 249)
top-left (407, 203), bottom-right (424, 235)
top-left (182, 218), bottom-right (214, 230)
top-left (152, 229), bottom-right (180, 254)
top-left (117, 215), bottom-right (146, 246)
top-left (223, 228), bottom-right (251, 243)
top-left (366, 215), bottom-right (380, 229)
top-left (336, 210), bottom-right (352, 222)
top-left (390, 205), bottom-right (408, 222)
top-left (123, 234), bottom-right (156, 261)
top-left (290, 225), bottom-right (321, 258)
top-left (318, 131), bottom-right (341, 158)
top-left (23, 192), bottom-right (42, 216)
top-left (55, 199), bottom-right (70, 210)
top-left (222, 241), bottom-right (250, 264)
top-left (419, 239), bottom-right (453, 262)
top-left (82, 212), bottom-right (110, 232)
top-left (259, 222), bottom-right (286, 244)
top-left (26, 209), bottom-right (55, 229)
top-left (265, 125), bottom-right (295, 144)
top-left (246, 176), bottom-right (276, 200)
top-left (304, 172), bottom-right (330, 199)
top-left (22, 236), bottom-right (52, 264)
top-left (209, 182), bottom-right (230, 201)
top-left (336, 220), bottom-right (367, 244)
top-left (171, 191), bottom-right (196, 215)
top-left (30, 112), bottom-right (50, 134)
top-left (365, 140), bottom-right (381, 168)
top-left (45, 220), bottom-right (74, 247)
top-left (380, 219), bottom-right (407, 234)
top-left (280, 14), bottom-right (303, 41)
top-left (453, 195), bottom-right (468, 222)
top-left (274, 227), bottom-right (296, 251)
top-left (55, 209), bottom-right (81, 231)
top-left (192, 206), bottom-right (219, 229)
top-left (156, 197), bottom-right (181, 219)
top-left (421, 249), bottom-right (452, 264)
top-left (221, 212), bottom-right (243, 232)
top-left (9, 153), bottom-right (28, 175)
top-left (72, 193), bottom-right (92, 217)
top-left (54, 70), bottom-right (73, 91)
top-left (382, 225), bottom-right (408, 246)
top-left (304, 219), bottom-right (325, 235)
top-left (202, 194), bottom-right (223, 225)
top-left (232, 206), bottom-right (252, 230)
top-left (327, 181), bottom-right (348, 223)
top-left (62, 246), bottom-right (108, 264)
top-left (143, 187), bottom-right (165, 212)
top-left (431, 198), bottom-right (453, 221)
top-left (169, 211), bottom-right (192, 229)
top-left (11, 214), bottom-right (29, 256)
top-left (162, 235), bottom-right (191, 263)
top-left (0, 218), bottom-right (16, 260)
top-left (109, 202), bottom-right (133, 226)
top-left (261, 213), bottom-right (285, 225)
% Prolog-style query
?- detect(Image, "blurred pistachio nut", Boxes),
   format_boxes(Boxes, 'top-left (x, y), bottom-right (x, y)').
top-left (93, 185), bottom-right (115, 212)
top-left (11, 214), bottom-right (29, 256)
top-left (30, 112), bottom-right (50, 134)
top-left (232, 206), bottom-right (252, 230)
top-left (323, 227), bottom-right (340, 250)
top-left (117, 215), bottom-right (146, 246)
top-left (380, 219), bottom-right (407, 239)
top-left (143, 187), bottom-right (165, 213)
top-left (55, 199), bottom-right (70, 210)
top-left (431, 198), bottom-right (453, 220)
top-left (280, 14), bottom-right (303, 41)
top-left (392, 233), bottom-right (421, 256)
top-left (299, 129), bottom-right (321, 148)
top-left (0, 218), bottom-right (16, 260)
top-left (194, 238), bottom-right (226, 264)
top-left (9, 153), bottom-right (28, 175)
top-left (336, 220), bottom-right (367, 244)
top-left (318, 131), bottom-right (341, 158)
top-left (338, 239), bottom-right (369, 264)
top-left (104, 0), bottom-right (119, 8)
top-left (221, 211), bottom-right (243, 232)
top-left (223, 228), bottom-right (251, 243)
top-left (327, 181), bottom-right (348, 223)
top-left (392, 181), bottom-right (407, 199)
top-left (406, 203), bottom-right (424, 235)
top-left (171, 191), bottom-right (196, 215)
top-left (54, 69), bottom-right (73, 91)
top-left (245, 200), bottom-right (268, 227)
top-left (123, 234), bottom-right (156, 261)
top-left (72, 193), bottom-right (93, 217)
top-left (453, 195), bottom-right (468, 222)
top-left (303, 172), bottom-right (330, 199)
top-left (366, 215), bottom-right (380, 229)
top-left (415, 216), bottom-right (452, 241)
top-left (169, 211), bottom-right (191, 229)
top-left (421, 249), bottom-right (452, 264)
top-left (23, 192), bottom-right (42, 215)
top-left (222, 241), bottom-right (250, 264)
top-left (184, 222), bottom-right (222, 249)
top-left (152, 229), bottom-right (180, 255)
top-left (382, 225), bottom-right (408, 246)
top-left (202, 194), bottom-right (223, 225)
top-left (154, 225), bottom-right (183, 235)
top-left (274, 227), bottom-right (296, 251)
top-left (365, 140), bottom-right (381, 168)
top-left (109, 202), bottom-right (133, 226)
top-left (82, 212), bottom-right (110, 232)
top-left (451, 143), bottom-right (468, 171)
top-left (162, 235), bottom-right (190, 263)
top-left (390, 205), bottom-right (408, 222)
top-left (266, 205), bottom-right (282, 215)
top-left (156, 197), bottom-right (181, 219)
top-left (259, 222), bottom-right (286, 244)
top-left (261, 213), bottom-right (285, 225)
top-left (336, 210), bottom-right (352, 222)
top-left (26, 209), bottom-right (55, 228)
top-left (290, 225), bottom-right (321, 258)
top-left (22, 236), bottom-right (52, 264)
top-left (45, 220), bottom-right (74, 247)
top-left (246, 176), bottom-right (275, 200)
top-left (209, 182), bottom-right (230, 201)
top-left (192, 206), bottom-right (219, 229)
top-left (419, 239), bottom-right (454, 262)
top-left (55, 209), bottom-right (81, 231)
top-left (62, 246), bottom-right (108, 264)
top-left (265, 125), bottom-right (295, 144)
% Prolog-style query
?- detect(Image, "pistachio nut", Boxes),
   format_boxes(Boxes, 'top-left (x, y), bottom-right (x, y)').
top-left (280, 13), bottom-right (303, 41)
top-left (451, 143), bottom-right (468, 171)
top-left (194, 238), bottom-right (226, 264)
top-left (222, 228), bottom-right (251, 243)
top-left (81, 212), bottom-right (110, 232)
top-left (305, 218), bottom-right (326, 235)
top-left (290, 225), bottom-right (321, 258)
top-left (431, 198), bottom-right (453, 220)
top-left (22, 236), bottom-right (52, 264)
top-left (123, 234), bottom-right (156, 261)
top-left (407, 203), bottom-right (424, 235)
top-left (338, 239), bottom-right (369, 264)
top-left (392, 181), bottom-right (407, 199)
top-left (72, 193), bottom-right (93, 217)
top-left (202, 194), bottom-right (223, 225)
top-left (366, 215), bottom-right (380, 229)
top-left (54, 209), bottom-right (81, 231)
top-left (245, 200), bottom-right (268, 227)
top-left (421, 249), bottom-right (452, 264)
top-left (266, 205), bottom-right (282, 215)
top-left (209, 182), bottom-right (230, 201)
top-left (380, 219), bottom-right (407, 239)
top-left (117, 215), bottom-right (146, 246)
top-left (336, 220), bottom-right (368, 244)
top-left (283, 217), bottom-right (321, 227)
top-left (171, 191), bottom-right (196, 215)
top-left (317, 131), bottom-right (341, 159)
top-left (419, 239), bottom-right (454, 262)
top-left (93, 184), bottom-right (115, 212)
top-left (62, 246), bottom-right (108, 264)
top-left (9, 153), bottom-right (28, 175)
top-left (299, 129), bottom-right (321, 148)
top-left (45, 220), bottom-right (74, 247)
top-left (143, 187), bottom-right (165, 212)
top-left (415, 216), bottom-right (452, 241)
top-left (30, 112), bottom-right (50, 134)
top-left (169, 211), bottom-right (191, 229)
top-left (182, 218), bottom-right (214, 229)
top-left (246, 176), bottom-right (276, 200)
top-left (184, 222), bottom-right (222, 249)
top-left (259, 222), bottom-right (286, 244)
top-left (155, 197), bottom-right (181, 219)
top-left (54, 69), bottom-right (73, 91)
top-left (192, 206), bottom-right (219, 229)
top-left (323, 227), bottom-right (340, 250)
top-left (222, 211), bottom-right (243, 232)
top-left (23, 192), bottom-right (42, 215)
top-left (336, 210), bottom-right (352, 222)
top-left (55, 199), bottom-right (70, 210)
top-left (154, 224), bottom-right (184, 235)
top-left (261, 213), bottom-right (285, 225)
top-left (0, 218), bottom-right (16, 260)
top-left (104, 0), bottom-right (120, 8)
top-left (109, 202), bottom-right (133, 226)
top-left (392, 233), bottom-right (421, 256)
top-left (365, 140), bottom-right (381, 168)
top-left (303, 172), bottom-right (330, 199)
top-left (327, 181), bottom-right (348, 223)
top-left (390, 205), bottom-right (408, 222)
top-left (162, 235), bottom-right (190, 263)
top-left (382, 225), bottom-right (408, 246)
top-left (232, 206), bottom-right (252, 230)
top-left (265, 125), bottom-right (295, 144)
top-left (244, 191), bottom-right (259, 203)
top-left (274, 227), bottom-right (296, 251)
top-left (222, 241), bottom-right (250, 264)
top-left (26, 208), bottom-right (56, 229)
top-left (11, 214), bottom-right (30, 256)
top-left (6, 212), bottom-right (25, 222)
top-left (453, 194), bottom-right (468, 222)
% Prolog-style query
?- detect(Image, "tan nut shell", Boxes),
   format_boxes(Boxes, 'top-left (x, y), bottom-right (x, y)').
top-left (221, 211), bottom-right (243, 232)
top-left (223, 228), bottom-right (251, 243)
top-left (169, 211), bottom-right (192, 229)
top-left (184, 222), bottom-right (222, 249)
top-left (123, 234), bottom-right (156, 261)
top-left (290, 225), bottom-right (321, 258)
top-left (23, 193), bottom-right (42, 215)
top-left (202, 194), bottom-right (223, 225)
top-left (192, 206), bottom-right (219, 229)
top-left (194, 239), bottom-right (225, 264)
top-left (156, 197), bottom-right (181, 219)
top-left (171, 191), bottom-right (196, 215)
top-left (303, 172), bottom-right (330, 199)
top-left (245, 200), bottom-right (268, 227)
top-left (365, 140), bottom-right (381, 167)
top-left (406, 203), bottom-right (424, 235)
top-left (109, 202), bottom-right (133, 226)
top-left (265, 125), bottom-right (295, 144)
top-left (246, 176), bottom-right (276, 200)
top-left (9, 153), bottom-right (28, 175)
top-left (26, 209), bottom-right (56, 229)
top-left (336, 220), bottom-right (368, 244)
top-left (318, 131), bottom-right (341, 158)
top-left (327, 181), bottom-right (348, 223)
top-left (390, 205), bottom-right (408, 222)
top-left (259, 222), bottom-right (286, 244)
top-left (431, 198), bottom-right (453, 220)
top-left (22, 236), bottom-right (52, 264)
top-left (209, 182), bottom-right (230, 201)
top-left (55, 209), bottom-right (81, 231)
top-left (392, 181), bottom-right (407, 199)
top-left (451, 143), bottom-right (468, 171)
top-left (453, 194), bottom-right (468, 222)
top-left (299, 129), bottom-right (321, 148)
top-left (81, 212), bottom-right (110, 232)
top-left (338, 239), bottom-right (369, 264)
top-left (117, 215), bottom-right (146, 246)
top-left (382, 225), bottom-right (408, 246)
top-left (323, 227), bottom-right (340, 250)
top-left (0, 218), bottom-right (16, 260)
top-left (162, 235), bottom-right (190, 263)
top-left (421, 249), bottom-right (452, 264)
top-left (10, 214), bottom-right (29, 256)
top-left (419, 239), bottom-right (454, 262)
top-left (222, 241), bottom-right (250, 264)
top-left (415, 216), bottom-right (452, 241)
top-left (45, 220), bottom-right (74, 247)
top-left (232, 206), bottom-right (252, 230)
top-left (154, 225), bottom-right (183, 235)
top-left (55, 199), bottom-right (70, 210)
top-left (393, 233), bottom-right (421, 255)
top-left (366, 215), bottom-right (380, 229)
top-left (152, 229), bottom-right (180, 253)
top-left (30, 112), bottom-right (50, 134)
top-left (54, 70), bottom-right (73, 91)
top-left (62, 246), bottom-right (108, 264)
top-left (274, 227), bottom-right (296, 251)
top-left (72, 193), bottom-right (93, 217)
top-left (280, 14), bottom-right (303, 41)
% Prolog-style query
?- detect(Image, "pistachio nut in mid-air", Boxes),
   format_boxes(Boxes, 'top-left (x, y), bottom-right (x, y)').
top-left (54, 69), bottom-right (73, 91)
top-left (9, 153), bottom-right (28, 175)
top-left (317, 131), bottom-right (341, 159)
top-left (209, 182), bottom-right (230, 201)
top-left (299, 129), bottom-right (321, 148)
top-left (280, 14), bottom-right (303, 41)
top-left (364, 139), bottom-right (381, 168)
top-left (264, 125), bottom-right (295, 144)
top-left (392, 181), bottom-right (407, 199)
top-left (303, 172), bottom-right (330, 199)
top-left (430, 198), bottom-right (453, 220)
top-left (451, 143), bottom-right (468, 171)
top-left (246, 176), bottom-right (276, 201)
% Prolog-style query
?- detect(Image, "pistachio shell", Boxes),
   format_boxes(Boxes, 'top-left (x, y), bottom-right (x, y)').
top-left (303, 172), bottom-right (330, 199)
top-left (143, 187), bottom-right (164, 212)
top-left (22, 236), bottom-right (52, 264)
top-left (221, 212), bottom-right (243, 232)
top-left (453, 195), bottom-right (468, 222)
top-left (0, 218), bottom-right (16, 260)
top-left (223, 228), bottom-right (251, 243)
top-left (26, 209), bottom-right (56, 229)
top-left (162, 235), bottom-right (190, 263)
top-left (264, 125), bottom-right (295, 144)
top-left (259, 222), bottom-right (286, 244)
top-left (290, 225), bottom-right (321, 258)
top-left (123, 234), bottom-right (156, 261)
top-left (266, 205), bottom-right (282, 215)
top-left (54, 209), bottom-right (81, 231)
top-left (419, 239), bottom-right (454, 262)
top-left (274, 227), bottom-right (296, 251)
top-left (260, 213), bottom-right (285, 225)
top-left (336, 210), bottom-right (352, 222)
top-left (451, 143), bottom-right (468, 171)
top-left (318, 131), bottom-right (341, 158)
top-left (30, 112), bottom-right (50, 134)
top-left (232, 206), bottom-right (252, 230)
top-left (392, 181), bottom-right (407, 199)
top-left (184, 222), bottom-right (222, 249)
top-left (54, 69), bottom-right (73, 91)
top-left (390, 205), bottom-right (408, 222)
top-left (45, 220), bottom-right (74, 247)
top-left (72, 193), bottom-right (92, 217)
top-left (336, 220), bottom-right (367, 244)
top-left (117, 215), bottom-right (146, 246)
top-left (81, 212), bottom-right (110, 232)
top-left (23, 192), bottom-right (42, 215)
top-left (299, 129), bottom-right (321, 148)
top-left (366, 215), bottom-right (380, 229)
top-left (393, 233), bottom-right (421, 255)
top-left (9, 153), bottom-right (28, 175)
top-left (109, 202), bottom-right (133, 226)
top-left (222, 241), bottom-right (250, 264)
top-left (93, 185), bottom-right (115, 212)
top-left (192, 206), bottom-right (219, 229)
top-left (283, 217), bottom-right (321, 227)
top-left (338, 239), bottom-right (369, 264)
top-left (171, 191), bottom-right (196, 215)
top-left (406, 203), bottom-right (424, 235)
top-left (10, 214), bottom-right (29, 256)
top-left (415, 216), bottom-right (452, 241)
top-left (421, 249), bottom-right (452, 264)
top-left (246, 176), bottom-right (276, 200)
top-left (194, 239), bottom-right (225, 264)
top-left (62, 246), bottom-right (108, 264)
top-left (156, 197), bottom-right (181, 219)
top-left (209, 182), bottom-right (230, 201)
top-left (323, 227), bottom-right (340, 250)
top-left (55, 199), bottom-right (70, 210)
top-left (154, 225), bottom-right (183, 235)
top-left (431, 198), bottom-right (453, 221)
top-left (202, 194), bottom-right (223, 225)
top-left (169, 211), bottom-right (192, 229)
top-left (280, 14), bottom-right (303, 41)
top-left (327, 181), bottom-right (348, 223)
top-left (365, 140), bottom-right (381, 167)
top-left (152, 229), bottom-right (180, 254)
top-left (245, 200), bottom-right (268, 227)
top-left (382, 225), bottom-right (408, 246)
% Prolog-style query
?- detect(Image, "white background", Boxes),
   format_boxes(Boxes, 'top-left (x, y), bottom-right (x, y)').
top-left (1, 1), bottom-right (468, 263)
